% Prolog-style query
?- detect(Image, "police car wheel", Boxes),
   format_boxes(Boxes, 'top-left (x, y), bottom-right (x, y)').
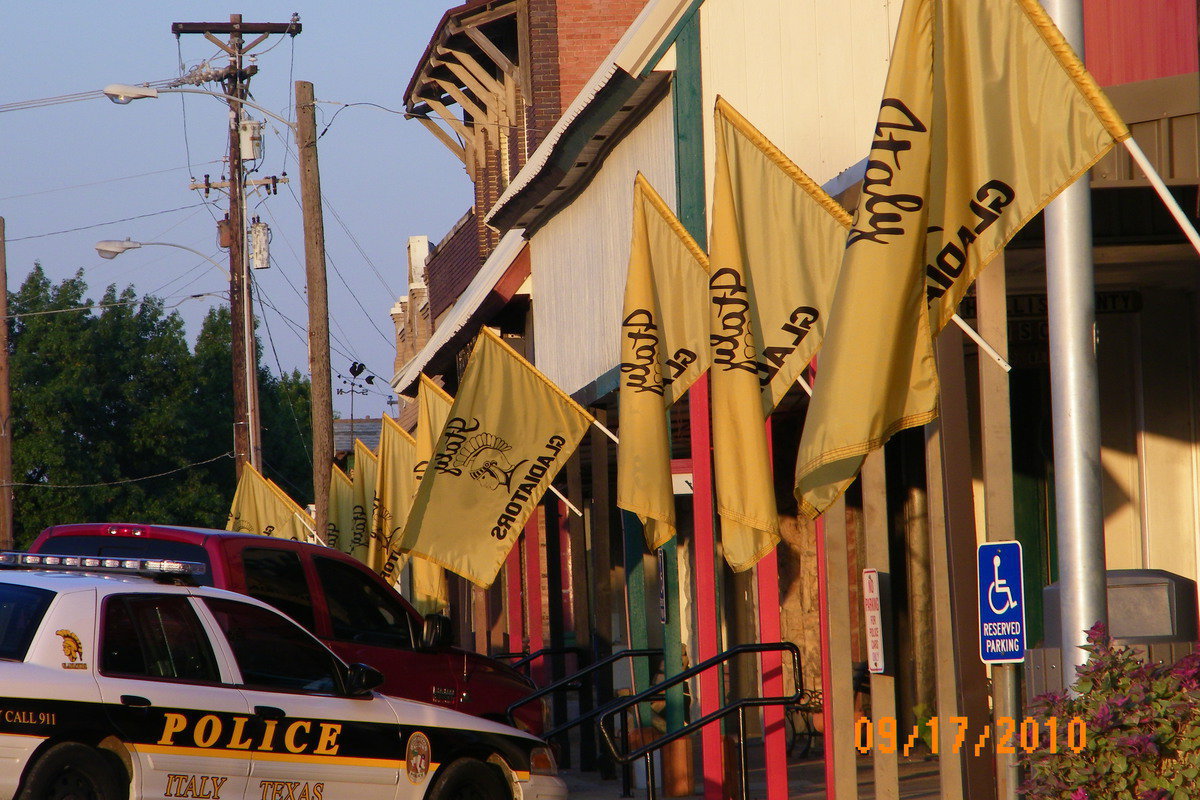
top-left (18, 742), bottom-right (125, 800)
top-left (426, 758), bottom-right (509, 800)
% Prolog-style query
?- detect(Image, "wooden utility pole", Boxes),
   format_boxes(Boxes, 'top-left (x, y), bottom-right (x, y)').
top-left (295, 80), bottom-right (333, 538)
top-left (0, 218), bottom-right (12, 549)
top-left (171, 14), bottom-right (301, 478)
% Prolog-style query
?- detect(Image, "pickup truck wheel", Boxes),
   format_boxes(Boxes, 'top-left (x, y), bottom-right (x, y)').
top-left (426, 758), bottom-right (509, 800)
top-left (18, 742), bottom-right (126, 800)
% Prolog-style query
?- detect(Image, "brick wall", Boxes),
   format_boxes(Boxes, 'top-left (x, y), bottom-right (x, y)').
top-left (555, 0), bottom-right (649, 110)
top-left (526, 0), bottom-right (562, 153)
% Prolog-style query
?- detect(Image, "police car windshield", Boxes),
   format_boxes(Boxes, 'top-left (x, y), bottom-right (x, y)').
top-left (0, 584), bottom-right (55, 661)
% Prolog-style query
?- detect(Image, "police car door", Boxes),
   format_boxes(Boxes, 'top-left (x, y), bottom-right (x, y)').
top-left (96, 591), bottom-right (256, 800)
top-left (197, 596), bottom-right (403, 800)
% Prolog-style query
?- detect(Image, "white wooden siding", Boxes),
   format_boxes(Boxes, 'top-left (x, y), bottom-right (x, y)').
top-left (530, 94), bottom-right (677, 396)
top-left (700, 0), bottom-right (900, 192)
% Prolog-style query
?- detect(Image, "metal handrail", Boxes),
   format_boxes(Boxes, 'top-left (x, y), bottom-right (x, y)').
top-left (506, 647), bottom-right (663, 728)
top-left (597, 642), bottom-right (802, 800)
top-left (492, 646), bottom-right (584, 675)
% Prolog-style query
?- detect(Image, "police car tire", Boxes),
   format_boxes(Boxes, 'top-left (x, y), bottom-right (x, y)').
top-left (18, 742), bottom-right (126, 800)
top-left (426, 758), bottom-right (509, 800)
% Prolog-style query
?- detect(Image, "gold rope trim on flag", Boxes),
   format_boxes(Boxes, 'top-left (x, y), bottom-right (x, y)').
top-left (381, 413), bottom-right (416, 446)
top-left (716, 502), bottom-right (779, 533)
top-left (476, 326), bottom-right (596, 425)
top-left (331, 464), bottom-right (352, 487)
top-left (616, 500), bottom-right (676, 550)
top-left (419, 373), bottom-right (454, 404)
top-left (714, 96), bottom-right (854, 228)
top-left (726, 532), bottom-right (783, 573)
top-left (633, 173), bottom-right (711, 272)
top-left (1014, 0), bottom-right (1129, 141)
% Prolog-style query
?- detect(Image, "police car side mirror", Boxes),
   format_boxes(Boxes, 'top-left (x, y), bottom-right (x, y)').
top-left (345, 662), bottom-right (385, 697)
top-left (421, 613), bottom-right (454, 649)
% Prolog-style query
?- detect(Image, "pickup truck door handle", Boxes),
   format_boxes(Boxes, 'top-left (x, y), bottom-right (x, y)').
top-left (254, 705), bottom-right (286, 721)
top-left (120, 695), bottom-right (151, 707)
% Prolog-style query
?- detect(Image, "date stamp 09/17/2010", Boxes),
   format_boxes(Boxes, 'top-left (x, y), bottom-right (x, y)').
top-left (854, 716), bottom-right (1086, 757)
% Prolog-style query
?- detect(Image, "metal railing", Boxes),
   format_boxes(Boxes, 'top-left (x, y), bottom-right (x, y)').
top-left (597, 642), bottom-right (802, 800)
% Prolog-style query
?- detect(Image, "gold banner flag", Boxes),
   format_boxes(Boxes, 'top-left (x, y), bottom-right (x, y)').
top-left (348, 439), bottom-right (379, 565)
top-left (399, 327), bottom-right (593, 587)
top-left (410, 376), bottom-right (454, 615)
top-left (373, 416), bottom-right (418, 583)
top-left (707, 97), bottom-right (850, 570)
top-left (327, 465), bottom-right (355, 554)
top-left (227, 464), bottom-right (317, 543)
top-left (794, 0), bottom-right (1129, 518)
top-left (617, 173), bottom-right (710, 551)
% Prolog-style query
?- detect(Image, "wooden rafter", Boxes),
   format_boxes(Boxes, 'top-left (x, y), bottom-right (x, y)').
top-left (416, 116), bottom-right (466, 162)
top-left (437, 55), bottom-right (502, 103)
top-left (449, 2), bottom-right (516, 33)
top-left (437, 46), bottom-right (506, 97)
top-left (434, 78), bottom-right (489, 127)
top-left (425, 96), bottom-right (474, 143)
top-left (462, 25), bottom-right (517, 79)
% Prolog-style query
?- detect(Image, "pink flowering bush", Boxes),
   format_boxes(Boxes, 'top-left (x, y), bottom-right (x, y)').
top-left (1020, 623), bottom-right (1200, 800)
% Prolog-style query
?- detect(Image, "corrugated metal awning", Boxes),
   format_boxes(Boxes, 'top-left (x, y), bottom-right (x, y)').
top-left (390, 228), bottom-right (528, 394)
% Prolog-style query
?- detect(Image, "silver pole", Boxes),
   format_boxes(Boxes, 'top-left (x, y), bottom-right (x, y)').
top-left (1042, 0), bottom-right (1108, 684)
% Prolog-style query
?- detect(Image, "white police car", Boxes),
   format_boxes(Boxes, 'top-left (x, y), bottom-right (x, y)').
top-left (0, 552), bottom-right (566, 800)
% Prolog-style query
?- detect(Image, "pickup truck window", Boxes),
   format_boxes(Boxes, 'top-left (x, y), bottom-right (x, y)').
top-left (313, 556), bottom-right (415, 649)
top-left (0, 584), bottom-right (54, 661)
top-left (101, 595), bottom-right (220, 682)
top-left (203, 597), bottom-right (344, 695)
top-left (241, 547), bottom-right (316, 631)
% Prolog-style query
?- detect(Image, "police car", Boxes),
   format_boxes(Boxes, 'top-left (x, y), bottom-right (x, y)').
top-left (0, 552), bottom-right (566, 800)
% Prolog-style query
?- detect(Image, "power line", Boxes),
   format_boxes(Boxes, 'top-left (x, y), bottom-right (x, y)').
top-left (4, 451), bottom-right (234, 489)
top-left (0, 161), bottom-right (220, 203)
top-left (8, 203), bottom-right (208, 242)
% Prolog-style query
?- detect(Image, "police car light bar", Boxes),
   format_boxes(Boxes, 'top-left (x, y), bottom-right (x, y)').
top-left (0, 551), bottom-right (207, 577)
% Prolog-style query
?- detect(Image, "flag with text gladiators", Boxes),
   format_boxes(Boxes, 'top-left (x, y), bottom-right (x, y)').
top-left (399, 328), bottom-right (593, 587)
top-left (794, 0), bottom-right (1128, 518)
top-left (707, 97), bottom-right (850, 570)
top-left (227, 464), bottom-right (317, 543)
top-left (373, 416), bottom-right (418, 583)
top-left (327, 465), bottom-right (355, 554)
top-left (617, 173), bottom-right (710, 551)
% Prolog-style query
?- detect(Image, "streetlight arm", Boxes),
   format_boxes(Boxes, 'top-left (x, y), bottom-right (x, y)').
top-left (102, 84), bottom-right (297, 130)
top-left (94, 239), bottom-right (231, 280)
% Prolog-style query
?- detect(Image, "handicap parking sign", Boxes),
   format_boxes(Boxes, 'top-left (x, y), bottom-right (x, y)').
top-left (978, 541), bottom-right (1026, 664)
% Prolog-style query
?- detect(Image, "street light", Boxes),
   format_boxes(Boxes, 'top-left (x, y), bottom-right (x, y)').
top-left (103, 79), bottom-right (334, 536)
top-left (94, 238), bottom-right (231, 279)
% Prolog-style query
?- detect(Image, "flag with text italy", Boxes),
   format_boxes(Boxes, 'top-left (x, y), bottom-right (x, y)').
top-left (794, 0), bottom-right (1129, 518)
top-left (617, 173), bottom-right (710, 552)
top-left (399, 327), bottom-right (593, 587)
top-left (707, 97), bottom-right (850, 570)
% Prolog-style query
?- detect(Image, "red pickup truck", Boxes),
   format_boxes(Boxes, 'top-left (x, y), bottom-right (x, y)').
top-left (30, 523), bottom-right (545, 733)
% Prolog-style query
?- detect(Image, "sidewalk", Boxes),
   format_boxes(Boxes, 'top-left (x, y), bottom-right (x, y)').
top-left (560, 745), bottom-right (944, 800)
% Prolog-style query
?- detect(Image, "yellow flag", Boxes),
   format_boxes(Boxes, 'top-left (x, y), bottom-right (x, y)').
top-left (617, 173), bottom-right (710, 551)
top-left (399, 327), bottom-right (593, 587)
top-left (373, 416), bottom-right (418, 583)
top-left (707, 98), bottom-right (850, 570)
top-left (327, 465), bottom-right (355, 555)
top-left (227, 464), bottom-right (317, 543)
top-left (410, 376), bottom-right (453, 615)
top-left (348, 439), bottom-right (379, 565)
top-left (794, 0), bottom-right (1129, 518)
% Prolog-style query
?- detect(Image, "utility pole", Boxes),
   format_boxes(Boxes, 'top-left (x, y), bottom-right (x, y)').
top-left (171, 14), bottom-right (301, 478)
top-left (296, 80), bottom-right (334, 539)
top-left (0, 218), bottom-right (12, 550)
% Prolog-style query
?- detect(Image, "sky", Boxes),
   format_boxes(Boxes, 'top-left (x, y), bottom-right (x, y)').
top-left (1, 2), bottom-right (471, 419)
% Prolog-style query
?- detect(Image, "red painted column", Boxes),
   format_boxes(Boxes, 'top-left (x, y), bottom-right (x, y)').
top-left (524, 512), bottom-right (546, 687)
top-left (689, 376), bottom-right (725, 800)
top-left (506, 538), bottom-right (524, 653)
top-left (816, 517), bottom-right (835, 797)
top-left (758, 419), bottom-right (787, 800)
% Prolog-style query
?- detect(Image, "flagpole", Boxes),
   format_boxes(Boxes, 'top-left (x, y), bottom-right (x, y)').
top-left (952, 314), bottom-right (1012, 372)
top-left (1123, 138), bottom-right (1200, 256)
top-left (592, 418), bottom-right (619, 444)
top-left (548, 484), bottom-right (582, 517)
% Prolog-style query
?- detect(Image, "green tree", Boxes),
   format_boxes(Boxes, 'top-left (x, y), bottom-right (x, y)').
top-left (8, 266), bottom-right (314, 546)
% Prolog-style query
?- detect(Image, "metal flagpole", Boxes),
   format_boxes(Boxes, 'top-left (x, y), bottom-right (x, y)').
top-left (1042, 0), bottom-right (1109, 683)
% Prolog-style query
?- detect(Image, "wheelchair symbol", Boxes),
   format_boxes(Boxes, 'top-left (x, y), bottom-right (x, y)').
top-left (987, 554), bottom-right (1018, 615)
